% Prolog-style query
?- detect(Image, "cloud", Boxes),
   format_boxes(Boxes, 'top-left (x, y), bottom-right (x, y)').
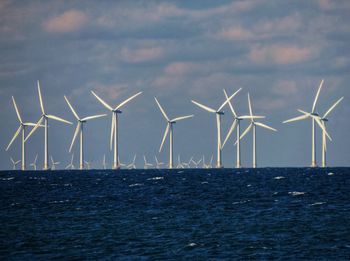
top-left (43, 10), bottom-right (88, 33)
top-left (121, 47), bottom-right (163, 63)
top-left (164, 62), bottom-right (196, 75)
top-left (217, 26), bottom-right (253, 41)
top-left (271, 80), bottom-right (298, 96)
top-left (249, 45), bottom-right (316, 65)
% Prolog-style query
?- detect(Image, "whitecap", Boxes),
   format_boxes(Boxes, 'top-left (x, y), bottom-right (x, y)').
top-left (328, 172), bottom-right (334, 176)
top-left (309, 202), bottom-right (326, 206)
top-left (187, 243), bottom-right (197, 247)
top-left (177, 171), bottom-right (184, 174)
top-left (147, 177), bottom-right (164, 181)
top-left (1, 177), bottom-right (14, 181)
top-left (247, 184), bottom-right (252, 187)
top-left (201, 181), bottom-right (209, 184)
top-left (129, 183), bottom-right (144, 187)
top-left (288, 191), bottom-right (306, 196)
top-left (274, 176), bottom-right (285, 180)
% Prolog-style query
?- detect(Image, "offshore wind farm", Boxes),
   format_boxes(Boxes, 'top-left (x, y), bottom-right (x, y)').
top-left (0, 1), bottom-right (349, 260)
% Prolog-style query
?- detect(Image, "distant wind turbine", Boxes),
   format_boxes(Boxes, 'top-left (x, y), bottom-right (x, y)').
top-left (191, 88), bottom-right (241, 168)
top-left (30, 154), bottom-right (38, 170)
top-left (10, 157), bottom-right (21, 170)
top-left (155, 97), bottom-right (193, 169)
top-left (283, 80), bottom-right (330, 167)
top-left (102, 154), bottom-right (107, 169)
top-left (143, 155), bottom-right (153, 169)
top-left (50, 156), bottom-right (60, 170)
top-left (6, 96), bottom-right (38, 170)
top-left (25, 81), bottom-right (72, 170)
top-left (65, 153), bottom-right (75, 170)
top-left (176, 155), bottom-right (184, 169)
top-left (222, 89), bottom-right (264, 168)
top-left (240, 93), bottom-right (277, 168)
top-left (64, 96), bottom-right (106, 170)
top-left (91, 90), bottom-right (142, 169)
top-left (127, 154), bottom-right (137, 169)
top-left (154, 156), bottom-right (164, 169)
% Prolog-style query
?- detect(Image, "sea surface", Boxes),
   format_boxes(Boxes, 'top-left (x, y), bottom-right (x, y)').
top-left (0, 168), bottom-right (349, 260)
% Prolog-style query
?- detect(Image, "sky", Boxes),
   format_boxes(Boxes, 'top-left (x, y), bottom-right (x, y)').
top-left (0, 0), bottom-right (349, 170)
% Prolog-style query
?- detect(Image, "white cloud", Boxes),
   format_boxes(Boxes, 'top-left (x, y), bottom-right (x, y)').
top-left (43, 10), bottom-right (88, 33)
top-left (121, 47), bottom-right (163, 63)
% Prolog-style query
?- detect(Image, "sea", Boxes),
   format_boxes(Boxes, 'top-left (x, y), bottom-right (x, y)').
top-left (0, 167), bottom-right (349, 260)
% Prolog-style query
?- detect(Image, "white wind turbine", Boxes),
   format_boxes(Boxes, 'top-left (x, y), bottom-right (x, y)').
top-left (25, 81), bottom-right (72, 170)
top-left (64, 96), bottom-right (106, 170)
top-left (50, 156), bottom-right (60, 170)
top-left (155, 97), bottom-right (193, 169)
top-left (320, 97), bottom-right (344, 167)
top-left (10, 157), bottom-right (21, 170)
top-left (6, 96), bottom-right (38, 171)
top-left (240, 93), bottom-right (277, 168)
top-left (65, 153), bottom-right (75, 170)
top-left (222, 89), bottom-right (265, 168)
top-left (102, 154), bottom-right (107, 169)
top-left (30, 154), bottom-right (38, 170)
top-left (84, 160), bottom-right (92, 170)
top-left (283, 79), bottom-right (330, 167)
top-left (191, 89), bottom-right (241, 168)
top-left (191, 157), bottom-right (202, 168)
top-left (299, 97), bottom-right (343, 168)
top-left (127, 155), bottom-right (137, 169)
top-left (176, 155), bottom-right (184, 169)
top-left (143, 155), bottom-right (153, 169)
top-left (91, 90), bottom-right (142, 169)
top-left (155, 156), bottom-right (164, 169)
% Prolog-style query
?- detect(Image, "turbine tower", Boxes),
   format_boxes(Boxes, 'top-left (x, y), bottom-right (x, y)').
top-left (240, 93), bottom-right (277, 168)
top-left (319, 97), bottom-right (344, 167)
top-left (10, 157), bottom-right (21, 170)
top-left (25, 81), bottom-right (72, 170)
top-left (191, 89), bottom-right (241, 168)
top-left (155, 98), bottom-right (193, 169)
top-left (283, 79), bottom-right (330, 167)
top-left (65, 153), bottom-right (75, 170)
top-left (6, 96), bottom-right (38, 170)
top-left (222, 89), bottom-right (264, 168)
top-left (91, 90), bottom-right (142, 169)
top-left (64, 96), bottom-right (106, 170)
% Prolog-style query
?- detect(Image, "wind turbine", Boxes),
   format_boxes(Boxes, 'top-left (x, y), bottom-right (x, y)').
top-left (191, 157), bottom-right (202, 168)
top-left (91, 90), bottom-right (142, 169)
top-left (25, 81), bottom-right (72, 170)
top-left (320, 97), bottom-right (344, 167)
top-left (176, 155), bottom-right (184, 169)
top-left (64, 96), bottom-right (106, 170)
top-left (127, 155), bottom-right (137, 169)
top-left (50, 156), bottom-right (60, 170)
top-left (6, 96), bottom-right (38, 170)
top-left (155, 97), bottom-right (193, 169)
top-left (65, 153), bottom-right (75, 170)
top-left (84, 160), bottom-right (92, 170)
top-left (222, 89), bottom-right (264, 168)
top-left (10, 157), bottom-right (21, 170)
top-left (143, 155), bottom-right (153, 169)
top-left (283, 79), bottom-right (330, 167)
top-left (102, 154), bottom-right (107, 169)
top-left (240, 93), bottom-right (277, 168)
top-left (30, 154), bottom-right (38, 170)
top-left (155, 156), bottom-right (164, 169)
top-left (191, 88), bottom-right (241, 168)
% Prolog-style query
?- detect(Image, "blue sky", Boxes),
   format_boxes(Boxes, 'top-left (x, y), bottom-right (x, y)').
top-left (0, 0), bottom-right (349, 169)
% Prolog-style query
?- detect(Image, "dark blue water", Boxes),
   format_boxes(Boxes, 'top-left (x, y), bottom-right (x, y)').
top-left (1, 168), bottom-right (349, 260)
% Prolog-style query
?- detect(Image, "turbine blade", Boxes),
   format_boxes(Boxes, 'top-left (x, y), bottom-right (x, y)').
top-left (37, 80), bottom-right (45, 114)
top-left (171, 115), bottom-right (194, 122)
top-left (11, 96), bottom-right (22, 123)
top-left (297, 109), bottom-right (311, 116)
top-left (6, 126), bottom-right (22, 151)
top-left (240, 123), bottom-right (253, 140)
top-left (81, 114), bottom-right (107, 121)
top-left (255, 122), bottom-right (277, 132)
top-left (323, 97), bottom-right (344, 119)
top-left (248, 93), bottom-right (253, 117)
top-left (91, 91), bottom-right (113, 111)
top-left (47, 115), bottom-right (72, 125)
top-left (159, 124), bottom-right (170, 153)
top-left (312, 79), bottom-right (324, 113)
top-left (110, 114), bottom-right (115, 151)
top-left (25, 117), bottom-right (43, 142)
top-left (283, 114), bottom-right (309, 123)
top-left (218, 88), bottom-right (241, 112)
top-left (155, 98), bottom-right (170, 121)
top-left (64, 96), bottom-right (80, 120)
top-left (191, 100), bottom-right (216, 113)
top-left (23, 122), bottom-right (39, 127)
top-left (314, 117), bottom-right (332, 141)
top-left (240, 115), bottom-right (265, 119)
top-left (115, 92), bottom-right (142, 110)
top-left (69, 123), bottom-right (80, 152)
top-left (223, 89), bottom-right (237, 117)
top-left (222, 119), bottom-right (237, 148)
